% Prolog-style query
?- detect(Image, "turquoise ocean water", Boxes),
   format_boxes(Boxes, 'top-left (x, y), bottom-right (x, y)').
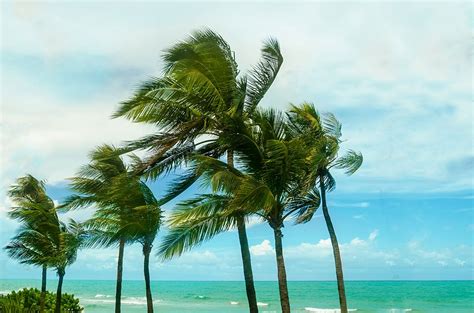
top-left (0, 280), bottom-right (472, 312)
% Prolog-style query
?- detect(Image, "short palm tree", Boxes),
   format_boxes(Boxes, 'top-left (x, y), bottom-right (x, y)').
top-left (6, 175), bottom-right (86, 313)
top-left (108, 175), bottom-right (162, 313)
top-left (64, 145), bottom-right (162, 313)
top-left (5, 175), bottom-right (56, 313)
top-left (63, 145), bottom-right (133, 313)
top-left (52, 219), bottom-right (85, 313)
top-left (288, 103), bottom-right (363, 313)
top-left (113, 29), bottom-right (283, 313)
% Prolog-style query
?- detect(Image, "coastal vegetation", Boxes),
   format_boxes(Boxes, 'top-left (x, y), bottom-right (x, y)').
top-left (4, 29), bottom-right (362, 313)
top-left (0, 288), bottom-right (82, 313)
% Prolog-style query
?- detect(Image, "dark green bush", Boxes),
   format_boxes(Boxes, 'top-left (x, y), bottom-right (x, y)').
top-left (0, 288), bottom-right (82, 312)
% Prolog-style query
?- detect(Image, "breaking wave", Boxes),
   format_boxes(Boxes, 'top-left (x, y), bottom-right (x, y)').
top-left (304, 308), bottom-right (358, 312)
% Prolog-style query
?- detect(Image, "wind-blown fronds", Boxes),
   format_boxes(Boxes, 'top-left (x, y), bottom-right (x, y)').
top-left (291, 187), bottom-right (321, 224)
top-left (322, 112), bottom-right (342, 140)
top-left (334, 150), bottom-right (363, 175)
top-left (246, 38), bottom-right (283, 112)
top-left (159, 194), bottom-right (235, 259)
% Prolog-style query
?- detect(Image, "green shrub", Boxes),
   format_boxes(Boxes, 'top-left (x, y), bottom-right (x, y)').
top-left (0, 288), bottom-right (82, 312)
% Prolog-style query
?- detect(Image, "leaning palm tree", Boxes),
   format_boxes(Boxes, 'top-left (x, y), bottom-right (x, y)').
top-left (113, 29), bottom-right (283, 313)
top-left (288, 103), bottom-right (363, 313)
top-left (51, 219), bottom-right (86, 313)
top-left (5, 175), bottom-right (57, 313)
top-left (63, 145), bottom-right (133, 313)
top-left (161, 108), bottom-right (320, 313)
top-left (64, 145), bottom-right (162, 313)
top-left (5, 226), bottom-right (54, 313)
top-left (108, 175), bottom-right (162, 313)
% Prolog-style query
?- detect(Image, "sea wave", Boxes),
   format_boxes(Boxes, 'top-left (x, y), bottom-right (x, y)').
top-left (257, 302), bottom-right (269, 306)
top-left (230, 301), bottom-right (239, 305)
top-left (94, 294), bottom-right (113, 298)
top-left (305, 308), bottom-right (357, 312)
top-left (194, 295), bottom-right (210, 300)
top-left (82, 296), bottom-right (162, 306)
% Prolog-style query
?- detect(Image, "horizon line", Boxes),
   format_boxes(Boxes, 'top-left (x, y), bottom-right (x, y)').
top-left (1, 278), bottom-right (472, 282)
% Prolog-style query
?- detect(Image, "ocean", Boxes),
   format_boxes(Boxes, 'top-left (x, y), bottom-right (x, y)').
top-left (0, 280), bottom-right (472, 313)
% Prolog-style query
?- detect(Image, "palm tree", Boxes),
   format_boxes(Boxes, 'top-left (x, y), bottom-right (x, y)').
top-left (6, 175), bottom-right (86, 313)
top-left (160, 108), bottom-right (320, 313)
top-left (113, 29), bottom-right (283, 313)
top-left (63, 145), bottom-right (132, 313)
top-left (288, 103), bottom-right (363, 313)
top-left (5, 175), bottom-right (56, 313)
top-left (108, 175), bottom-right (162, 313)
top-left (52, 219), bottom-right (85, 313)
top-left (64, 145), bottom-right (162, 313)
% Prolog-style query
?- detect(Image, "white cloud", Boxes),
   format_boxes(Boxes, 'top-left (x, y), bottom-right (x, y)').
top-left (1, 1), bottom-right (471, 194)
top-left (250, 240), bottom-right (274, 256)
top-left (369, 230), bottom-right (379, 241)
top-left (349, 237), bottom-right (366, 247)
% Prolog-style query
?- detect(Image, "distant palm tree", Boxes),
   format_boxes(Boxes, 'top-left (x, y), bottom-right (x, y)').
top-left (288, 103), bottom-right (363, 313)
top-left (5, 175), bottom-right (56, 313)
top-left (63, 145), bottom-right (132, 313)
top-left (113, 29), bottom-right (283, 313)
top-left (64, 145), bottom-right (162, 313)
top-left (6, 175), bottom-right (86, 313)
top-left (109, 176), bottom-right (162, 313)
top-left (52, 219), bottom-right (85, 313)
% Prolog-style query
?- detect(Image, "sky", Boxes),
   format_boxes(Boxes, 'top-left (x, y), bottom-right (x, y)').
top-left (0, 1), bottom-right (472, 281)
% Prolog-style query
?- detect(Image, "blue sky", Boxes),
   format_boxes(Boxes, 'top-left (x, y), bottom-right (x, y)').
top-left (0, 1), bottom-right (472, 281)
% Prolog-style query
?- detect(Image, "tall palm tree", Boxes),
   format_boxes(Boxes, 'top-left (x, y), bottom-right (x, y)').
top-left (161, 108), bottom-right (320, 313)
top-left (288, 103), bottom-right (363, 313)
top-left (63, 145), bottom-right (132, 313)
top-left (5, 175), bottom-right (56, 313)
top-left (113, 29), bottom-right (283, 313)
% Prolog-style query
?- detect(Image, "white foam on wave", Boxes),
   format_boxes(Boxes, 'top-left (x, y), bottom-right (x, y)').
top-left (230, 301), bottom-right (239, 305)
top-left (257, 302), bottom-right (269, 306)
top-left (305, 308), bottom-right (357, 313)
top-left (82, 296), bottom-right (162, 306)
top-left (94, 294), bottom-right (112, 298)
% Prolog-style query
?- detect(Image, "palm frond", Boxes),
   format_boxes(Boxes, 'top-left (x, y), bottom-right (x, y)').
top-left (246, 38), bottom-right (283, 112)
top-left (322, 112), bottom-right (342, 139)
top-left (335, 150), bottom-right (363, 175)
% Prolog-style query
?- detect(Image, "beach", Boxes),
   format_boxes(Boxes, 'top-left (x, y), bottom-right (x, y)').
top-left (1, 280), bottom-right (472, 313)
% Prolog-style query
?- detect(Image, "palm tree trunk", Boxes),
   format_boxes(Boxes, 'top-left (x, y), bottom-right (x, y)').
top-left (115, 239), bottom-right (125, 313)
top-left (40, 264), bottom-right (47, 313)
top-left (54, 269), bottom-right (65, 313)
top-left (143, 242), bottom-right (154, 313)
top-left (273, 227), bottom-right (290, 313)
top-left (227, 149), bottom-right (259, 313)
top-left (320, 175), bottom-right (348, 313)
top-left (236, 215), bottom-right (259, 313)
